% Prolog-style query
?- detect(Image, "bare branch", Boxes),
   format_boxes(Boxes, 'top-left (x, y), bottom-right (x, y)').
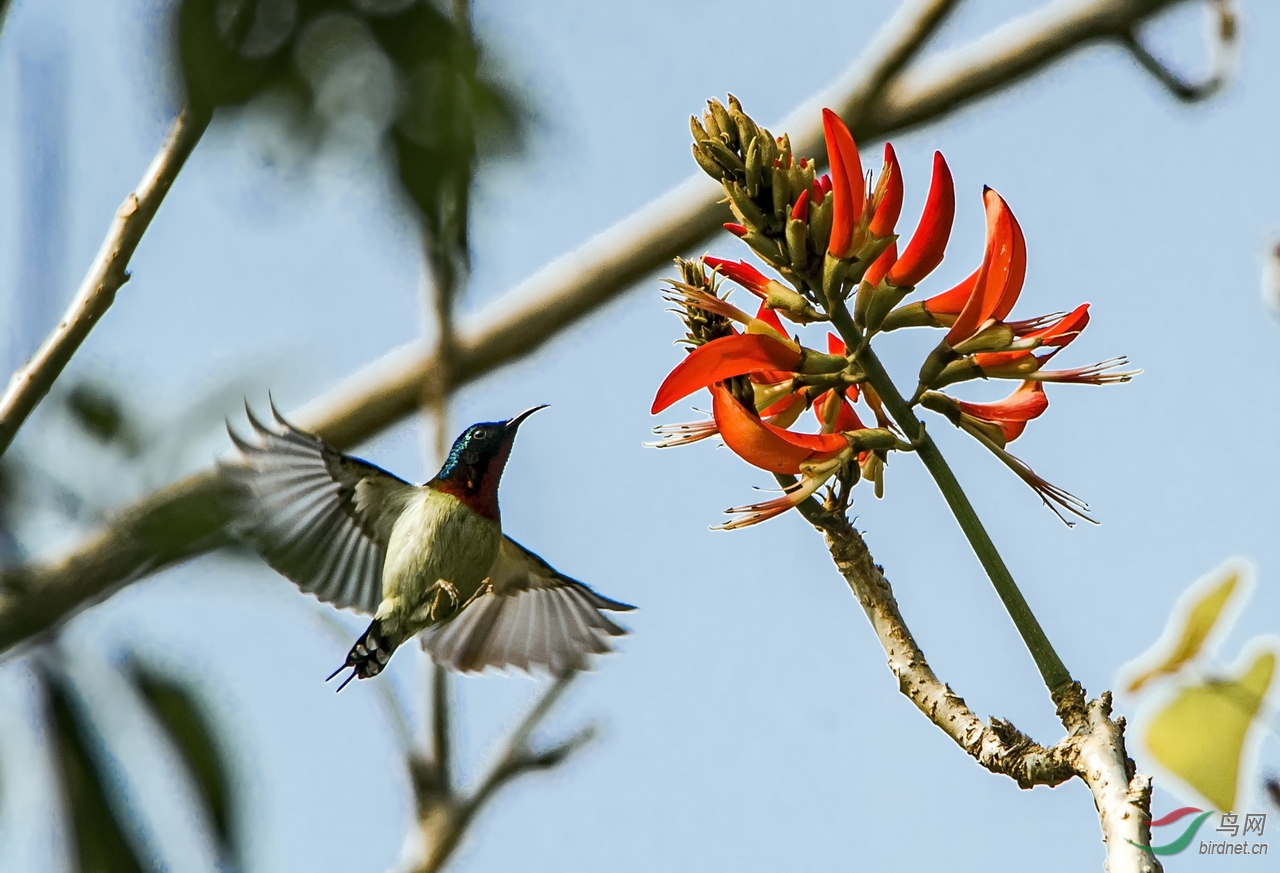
top-left (808, 504), bottom-right (1161, 870)
top-left (0, 106), bottom-right (211, 459)
top-left (819, 510), bottom-right (1077, 788)
top-left (0, 0), bottom-right (1201, 654)
top-left (409, 674), bottom-right (589, 873)
top-left (1123, 0), bottom-right (1237, 103)
top-left (429, 664), bottom-right (452, 790)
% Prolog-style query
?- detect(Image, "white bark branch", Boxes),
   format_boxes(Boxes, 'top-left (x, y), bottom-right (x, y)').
top-left (0, 106), bottom-right (211, 458)
top-left (813, 506), bottom-right (1162, 870)
top-left (0, 0), bottom-right (1196, 658)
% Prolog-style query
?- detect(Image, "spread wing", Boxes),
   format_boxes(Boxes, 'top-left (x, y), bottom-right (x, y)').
top-left (220, 401), bottom-right (415, 615)
top-left (421, 536), bottom-right (634, 676)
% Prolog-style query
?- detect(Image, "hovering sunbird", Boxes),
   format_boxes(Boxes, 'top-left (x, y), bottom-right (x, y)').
top-left (223, 403), bottom-right (633, 689)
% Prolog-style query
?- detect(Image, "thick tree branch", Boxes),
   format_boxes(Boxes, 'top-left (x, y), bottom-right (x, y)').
top-left (817, 507), bottom-right (1076, 788)
top-left (0, 106), bottom-right (211, 459)
top-left (0, 0), bottom-right (1200, 653)
top-left (809, 506), bottom-right (1161, 870)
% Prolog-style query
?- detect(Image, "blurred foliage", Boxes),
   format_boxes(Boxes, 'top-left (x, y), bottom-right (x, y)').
top-left (38, 662), bottom-right (148, 873)
top-left (0, 376), bottom-right (280, 872)
top-left (65, 382), bottom-right (144, 457)
top-left (1127, 568), bottom-right (1239, 694)
top-left (128, 659), bottom-right (241, 867)
top-left (1123, 561), bottom-right (1277, 811)
top-left (171, 0), bottom-right (527, 278)
top-left (1146, 651), bottom-right (1274, 811)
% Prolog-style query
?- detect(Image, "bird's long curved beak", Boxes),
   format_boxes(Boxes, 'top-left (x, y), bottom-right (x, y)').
top-left (504, 404), bottom-right (548, 433)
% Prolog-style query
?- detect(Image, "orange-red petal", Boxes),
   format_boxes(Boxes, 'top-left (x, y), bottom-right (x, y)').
top-left (886, 151), bottom-right (954, 286)
top-left (869, 143), bottom-right (903, 238)
top-left (954, 381), bottom-right (1047, 424)
top-left (990, 203), bottom-right (1027, 322)
top-left (864, 241), bottom-right (898, 287)
top-left (823, 108), bottom-right (863, 258)
top-left (815, 389), bottom-right (866, 432)
top-left (712, 383), bottom-right (848, 474)
top-left (704, 257), bottom-right (769, 297)
top-left (945, 188), bottom-right (1015, 345)
top-left (753, 301), bottom-right (787, 335)
top-left (652, 334), bottom-right (801, 414)
top-left (924, 266), bottom-right (979, 316)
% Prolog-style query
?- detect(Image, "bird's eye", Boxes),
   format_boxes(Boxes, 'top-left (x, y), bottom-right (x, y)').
top-left (471, 427), bottom-right (490, 441)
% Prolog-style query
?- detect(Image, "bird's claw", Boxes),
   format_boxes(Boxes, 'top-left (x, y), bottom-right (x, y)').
top-left (429, 580), bottom-right (460, 620)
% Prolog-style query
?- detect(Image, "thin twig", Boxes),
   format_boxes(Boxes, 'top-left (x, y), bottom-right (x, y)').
top-left (1122, 0), bottom-right (1236, 103)
top-left (408, 674), bottom-right (587, 873)
top-left (0, 0), bottom-right (1199, 653)
top-left (0, 106), bottom-right (212, 459)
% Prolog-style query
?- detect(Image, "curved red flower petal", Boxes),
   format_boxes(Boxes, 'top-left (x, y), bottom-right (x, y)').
top-left (704, 257), bottom-right (769, 297)
top-left (864, 241), bottom-right (898, 287)
top-left (945, 188), bottom-right (1015, 345)
top-left (815, 389), bottom-right (866, 432)
top-left (791, 188), bottom-right (811, 221)
top-left (823, 108), bottom-right (863, 258)
top-left (1030, 303), bottom-right (1090, 348)
top-left (713, 383), bottom-right (847, 474)
top-left (887, 151), bottom-right (955, 287)
top-left (955, 381), bottom-right (1047, 423)
top-left (990, 202), bottom-right (1027, 322)
top-left (652, 334), bottom-right (801, 414)
top-left (754, 301), bottom-right (787, 335)
top-left (760, 390), bottom-right (805, 420)
top-left (924, 266), bottom-right (979, 316)
top-left (869, 143), bottom-right (903, 238)
top-left (826, 333), bottom-right (846, 355)
top-left (1000, 420), bottom-right (1029, 442)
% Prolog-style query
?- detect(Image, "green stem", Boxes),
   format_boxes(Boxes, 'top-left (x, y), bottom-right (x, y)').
top-left (830, 303), bottom-right (1073, 695)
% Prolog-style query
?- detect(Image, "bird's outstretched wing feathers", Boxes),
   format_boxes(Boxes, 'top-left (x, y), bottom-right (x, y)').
top-left (422, 536), bottom-right (635, 676)
top-left (221, 402), bottom-right (415, 615)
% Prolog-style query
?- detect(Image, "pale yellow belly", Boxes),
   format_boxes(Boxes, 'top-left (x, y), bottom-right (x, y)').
top-left (378, 489), bottom-right (501, 635)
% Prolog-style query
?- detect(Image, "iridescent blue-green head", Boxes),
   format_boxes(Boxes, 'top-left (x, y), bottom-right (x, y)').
top-left (430, 406), bottom-right (546, 519)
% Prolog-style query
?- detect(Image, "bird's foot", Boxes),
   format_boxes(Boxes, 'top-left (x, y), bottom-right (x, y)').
top-left (428, 580), bottom-right (461, 620)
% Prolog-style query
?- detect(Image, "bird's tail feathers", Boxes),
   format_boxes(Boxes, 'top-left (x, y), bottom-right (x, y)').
top-left (327, 619), bottom-right (400, 691)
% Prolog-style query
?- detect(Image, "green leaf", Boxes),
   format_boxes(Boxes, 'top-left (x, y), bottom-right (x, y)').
top-left (129, 663), bottom-right (238, 864)
top-left (39, 666), bottom-right (147, 873)
top-left (1127, 565), bottom-right (1240, 693)
top-left (64, 382), bottom-right (144, 457)
top-left (1146, 650), bottom-right (1275, 811)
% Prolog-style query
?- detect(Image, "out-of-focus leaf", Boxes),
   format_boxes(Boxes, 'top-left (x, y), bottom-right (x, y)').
top-left (38, 665), bottom-right (147, 873)
top-left (1266, 775), bottom-right (1280, 810)
top-left (128, 662), bottom-right (238, 863)
top-left (65, 382), bottom-right (144, 456)
top-left (1146, 651), bottom-right (1275, 811)
top-left (1127, 566), bottom-right (1240, 693)
top-left (170, 0), bottom-right (528, 271)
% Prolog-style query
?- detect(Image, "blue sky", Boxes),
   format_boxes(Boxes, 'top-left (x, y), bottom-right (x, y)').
top-left (1, 1), bottom-right (1278, 871)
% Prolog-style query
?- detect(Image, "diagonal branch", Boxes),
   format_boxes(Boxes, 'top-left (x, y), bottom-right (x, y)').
top-left (0, 0), bottom-right (1200, 654)
top-left (803, 500), bottom-right (1161, 871)
top-left (0, 106), bottom-right (212, 459)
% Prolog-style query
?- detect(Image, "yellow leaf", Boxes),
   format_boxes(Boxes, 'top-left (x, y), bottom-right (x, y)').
top-left (1145, 651), bottom-right (1275, 811)
top-left (1126, 566), bottom-right (1240, 693)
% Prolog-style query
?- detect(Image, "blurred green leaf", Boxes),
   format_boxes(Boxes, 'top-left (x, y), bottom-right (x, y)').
top-left (128, 662), bottom-right (238, 864)
top-left (39, 665), bottom-right (148, 873)
top-left (171, 0), bottom-right (527, 270)
top-left (64, 382), bottom-right (144, 457)
top-left (1126, 565), bottom-right (1240, 693)
top-left (1146, 651), bottom-right (1275, 811)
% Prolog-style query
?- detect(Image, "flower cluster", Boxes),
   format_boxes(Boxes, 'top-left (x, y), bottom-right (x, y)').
top-left (654, 98), bottom-right (1134, 528)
